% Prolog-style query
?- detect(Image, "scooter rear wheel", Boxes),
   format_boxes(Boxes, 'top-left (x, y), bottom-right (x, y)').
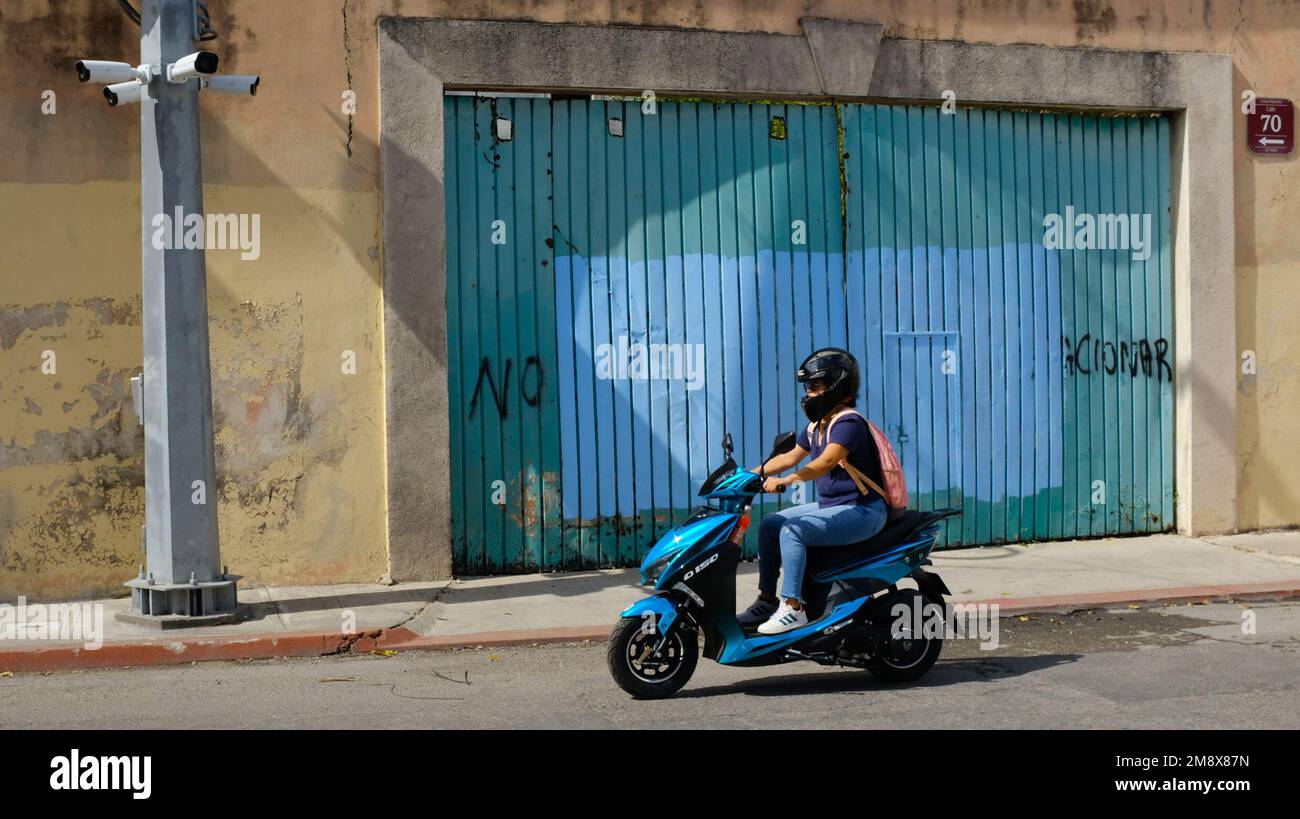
top-left (866, 591), bottom-right (944, 683)
top-left (607, 617), bottom-right (698, 699)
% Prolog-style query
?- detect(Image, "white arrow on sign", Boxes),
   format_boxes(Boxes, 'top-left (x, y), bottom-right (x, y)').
top-left (1259, 137), bottom-right (1286, 145)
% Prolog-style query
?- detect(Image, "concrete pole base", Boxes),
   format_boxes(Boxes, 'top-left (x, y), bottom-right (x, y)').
top-left (121, 575), bottom-right (242, 628)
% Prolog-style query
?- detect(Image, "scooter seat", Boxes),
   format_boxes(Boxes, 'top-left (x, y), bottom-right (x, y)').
top-left (804, 507), bottom-right (960, 576)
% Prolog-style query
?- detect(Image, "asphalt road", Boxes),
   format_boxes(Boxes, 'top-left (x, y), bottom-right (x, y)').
top-left (2, 601), bottom-right (1297, 729)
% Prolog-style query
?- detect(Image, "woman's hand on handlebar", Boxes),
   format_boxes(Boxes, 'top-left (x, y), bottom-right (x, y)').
top-left (763, 475), bottom-right (791, 493)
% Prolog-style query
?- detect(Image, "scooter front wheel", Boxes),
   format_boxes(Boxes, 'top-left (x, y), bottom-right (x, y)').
top-left (607, 617), bottom-right (698, 699)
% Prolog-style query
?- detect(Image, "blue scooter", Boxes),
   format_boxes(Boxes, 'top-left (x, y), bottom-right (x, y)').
top-left (608, 430), bottom-right (960, 698)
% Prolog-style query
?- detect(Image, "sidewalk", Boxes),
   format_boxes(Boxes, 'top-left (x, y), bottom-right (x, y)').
top-left (3, 531), bottom-right (1300, 673)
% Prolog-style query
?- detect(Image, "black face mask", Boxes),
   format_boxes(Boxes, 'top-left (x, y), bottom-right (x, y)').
top-left (801, 390), bottom-right (838, 424)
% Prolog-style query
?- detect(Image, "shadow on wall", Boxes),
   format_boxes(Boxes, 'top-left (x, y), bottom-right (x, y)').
top-left (195, 111), bottom-right (389, 586)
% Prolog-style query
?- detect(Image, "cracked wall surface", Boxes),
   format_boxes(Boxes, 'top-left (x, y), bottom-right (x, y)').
top-left (1, 0), bottom-right (1297, 598)
top-left (0, 179), bottom-right (387, 599)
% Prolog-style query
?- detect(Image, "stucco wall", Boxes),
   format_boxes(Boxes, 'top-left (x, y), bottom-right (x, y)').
top-left (0, 0), bottom-right (1294, 599)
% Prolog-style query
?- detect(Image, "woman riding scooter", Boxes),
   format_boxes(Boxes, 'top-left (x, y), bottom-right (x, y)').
top-left (609, 353), bottom-right (954, 697)
top-left (738, 348), bottom-right (890, 635)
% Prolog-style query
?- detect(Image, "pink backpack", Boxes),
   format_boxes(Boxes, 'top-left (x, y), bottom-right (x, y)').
top-left (807, 408), bottom-right (909, 518)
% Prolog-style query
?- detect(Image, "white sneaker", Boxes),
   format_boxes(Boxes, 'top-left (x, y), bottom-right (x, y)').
top-left (737, 596), bottom-right (778, 627)
top-left (757, 600), bottom-right (808, 635)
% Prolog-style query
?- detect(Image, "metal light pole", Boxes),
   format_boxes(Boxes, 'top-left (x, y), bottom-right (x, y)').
top-left (76, 0), bottom-right (259, 627)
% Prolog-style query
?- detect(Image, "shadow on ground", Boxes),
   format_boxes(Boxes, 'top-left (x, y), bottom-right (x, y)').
top-left (677, 653), bottom-right (1082, 699)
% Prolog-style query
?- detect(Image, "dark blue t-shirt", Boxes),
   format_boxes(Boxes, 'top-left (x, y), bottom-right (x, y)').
top-left (796, 411), bottom-right (885, 508)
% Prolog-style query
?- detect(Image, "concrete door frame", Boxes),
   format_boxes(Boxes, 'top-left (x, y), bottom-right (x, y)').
top-left (378, 16), bottom-right (1235, 579)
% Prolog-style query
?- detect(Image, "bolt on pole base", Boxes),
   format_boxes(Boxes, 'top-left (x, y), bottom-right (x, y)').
top-left (117, 575), bottom-right (243, 630)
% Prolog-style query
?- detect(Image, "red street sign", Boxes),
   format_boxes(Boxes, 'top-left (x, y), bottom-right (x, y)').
top-left (1248, 98), bottom-right (1293, 155)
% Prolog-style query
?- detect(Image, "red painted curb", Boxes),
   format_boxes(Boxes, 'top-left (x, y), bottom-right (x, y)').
top-left (2, 581), bottom-right (1297, 673)
top-left (0, 629), bottom-right (386, 674)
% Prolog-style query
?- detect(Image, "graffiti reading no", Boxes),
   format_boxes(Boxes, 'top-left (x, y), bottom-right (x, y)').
top-left (468, 355), bottom-right (544, 420)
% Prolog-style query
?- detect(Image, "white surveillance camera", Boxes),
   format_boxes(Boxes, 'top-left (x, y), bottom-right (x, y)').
top-left (103, 80), bottom-right (144, 107)
top-left (165, 51), bottom-right (219, 83)
top-left (75, 60), bottom-right (137, 84)
top-left (201, 75), bottom-right (260, 96)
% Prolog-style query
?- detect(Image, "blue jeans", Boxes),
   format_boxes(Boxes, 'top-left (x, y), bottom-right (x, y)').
top-left (757, 496), bottom-right (888, 603)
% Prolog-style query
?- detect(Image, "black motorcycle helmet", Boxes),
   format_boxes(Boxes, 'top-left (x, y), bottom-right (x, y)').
top-left (797, 347), bottom-right (860, 423)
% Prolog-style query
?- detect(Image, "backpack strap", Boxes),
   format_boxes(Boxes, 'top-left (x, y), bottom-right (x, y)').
top-left (815, 408), bottom-right (889, 503)
top-left (840, 459), bottom-right (889, 502)
top-left (812, 407), bottom-right (860, 446)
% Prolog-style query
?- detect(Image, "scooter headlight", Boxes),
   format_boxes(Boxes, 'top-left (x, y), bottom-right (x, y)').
top-left (642, 554), bottom-right (671, 586)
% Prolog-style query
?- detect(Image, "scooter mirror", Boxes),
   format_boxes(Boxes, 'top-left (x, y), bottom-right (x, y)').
top-left (722, 433), bottom-right (733, 457)
top-left (769, 431), bottom-right (796, 458)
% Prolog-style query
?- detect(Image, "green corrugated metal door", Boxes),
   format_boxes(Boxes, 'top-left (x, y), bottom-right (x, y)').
top-left (445, 94), bottom-right (1173, 574)
top-left (446, 95), bottom-right (562, 573)
top-left (841, 105), bottom-right (1173, 546)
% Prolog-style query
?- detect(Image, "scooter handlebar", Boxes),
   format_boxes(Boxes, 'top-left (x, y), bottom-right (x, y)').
top-left (757, 475), bottom-right (786, 493)
top-left (750, 470), bottom-right (785, 493)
